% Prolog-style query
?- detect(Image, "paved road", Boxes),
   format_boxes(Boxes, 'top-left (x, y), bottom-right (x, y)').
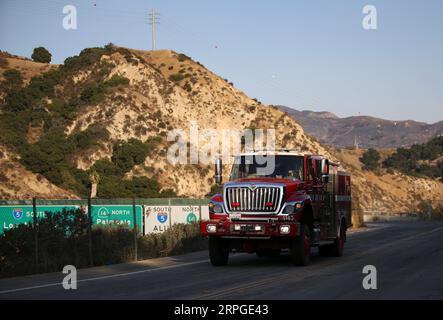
top-left (1, 221), bottom-right (442, 300)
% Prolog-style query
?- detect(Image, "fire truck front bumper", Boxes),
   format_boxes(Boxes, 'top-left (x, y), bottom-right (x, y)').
top-left (200, 220), bottom-right (300, 238)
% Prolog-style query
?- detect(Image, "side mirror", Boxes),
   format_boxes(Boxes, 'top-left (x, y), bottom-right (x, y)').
top-left (321, 159), bottom-right (329, 184)
top-left (215, 158), bottom-right (223, 185)
top-left (321, 174), bottom-right (329, 184)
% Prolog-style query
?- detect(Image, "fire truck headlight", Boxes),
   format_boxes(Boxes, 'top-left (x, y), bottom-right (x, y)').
top-left (284, 205), bottom-right (295, 214)
top-left (284, 202), bottom-right (303, 214)
top-left (280, 225), bottom-right (291, 234)
top-left (206, 224), bottom-right (217, 233)
top-left (209, 202), bottom-right (224, 214)
top-left (213, 204), bottom-right (223, 213)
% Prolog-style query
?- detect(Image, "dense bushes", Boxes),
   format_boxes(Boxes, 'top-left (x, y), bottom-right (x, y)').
top-left (138, 223), bottom-right (207, 259)
top-left (88, 137), bottom-right (175, 198)
top-left (383, 136), bottom-right (443, 179)
top-left (1, 69), bottom-right (23, 92)
top-left (0, 209), bottom-right (89, 277)
top-left (112, 138), bottom-right (154, 172)
top-left (360, 148), bottom-right (381, 171)
top-left (19, 132), bottom-right (165, 197)
top-left (0, 209), bottom-right (206, 278)
top-left (79, 75), bottom-right (130, 105)
top-left (62, 46), bottom-right (113, 72)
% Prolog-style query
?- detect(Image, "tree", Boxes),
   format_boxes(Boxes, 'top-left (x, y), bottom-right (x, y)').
top-left (31, 47), bottom-right (52, 63)
top-left (360, 148), bottom-right (381, 171)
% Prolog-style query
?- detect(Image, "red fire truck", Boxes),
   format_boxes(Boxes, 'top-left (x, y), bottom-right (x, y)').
top-left (201, 150), bottom-right (352, 266)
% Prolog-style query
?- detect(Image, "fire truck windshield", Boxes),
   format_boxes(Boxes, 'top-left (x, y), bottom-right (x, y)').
top-left (230, 155), bottom-right (304, 180)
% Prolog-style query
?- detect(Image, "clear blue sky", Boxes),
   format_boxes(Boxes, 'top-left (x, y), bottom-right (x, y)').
top-left (1, 0), bottom-right (442, 123)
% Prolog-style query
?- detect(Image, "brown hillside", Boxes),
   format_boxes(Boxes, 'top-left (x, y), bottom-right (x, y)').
top-left (64, 48), bottom-right (330, 197)
top-left (1, 46), bottom-right (442, 213)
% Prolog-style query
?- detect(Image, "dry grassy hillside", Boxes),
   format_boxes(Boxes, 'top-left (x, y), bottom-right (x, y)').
top-left (0, 52), bottom-right (55, 82)
top-left (0, 146), bottom-right (77, 199)
top-left (1, 46), bottom-right (442, 213)
top-left (65, 48), bottom-right (330, 197)
top-left (0, 52), bottom-right (55, 104)
top-left (332, 147), bottom-right (443, 213)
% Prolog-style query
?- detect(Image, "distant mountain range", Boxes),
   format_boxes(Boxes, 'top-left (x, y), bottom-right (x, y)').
top-left (277, 106), bottom-right (443, 148)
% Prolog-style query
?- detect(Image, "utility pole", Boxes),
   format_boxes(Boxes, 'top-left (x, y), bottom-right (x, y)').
top-left (148, 9), bottom-right (160, 50)
top-left (354, 136), bottom-right (359, 150)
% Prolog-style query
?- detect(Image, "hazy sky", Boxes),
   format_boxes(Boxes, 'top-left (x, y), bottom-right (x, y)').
top-left (1, 0), bottom-right (442, 123)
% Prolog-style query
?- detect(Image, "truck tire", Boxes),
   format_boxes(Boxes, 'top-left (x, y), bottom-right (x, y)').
top-left (290, 224), bottom-right (311, 266)
top-left (318, 223), bottom-right (346, 257)
top-left (209, 236), bottom-right (229, 266)
top-left (331, 223), bottom-right (346, 257)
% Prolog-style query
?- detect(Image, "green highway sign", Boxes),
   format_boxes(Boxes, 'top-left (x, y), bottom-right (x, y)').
top-left (0, 205), bottom-right (81, 235)
top-left (0, 204), bottom-right (143, 235)
top-left (186, 212), bottom-right (197, 224)
top-left (91, 205), bottom-right (143, 234)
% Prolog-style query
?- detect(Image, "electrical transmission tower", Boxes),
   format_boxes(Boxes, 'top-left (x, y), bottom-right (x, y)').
top-left (148, 9), bottom-right (160, 50)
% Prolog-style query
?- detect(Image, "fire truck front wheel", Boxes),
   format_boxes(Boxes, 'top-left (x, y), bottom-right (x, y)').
top-left (290, 224), bottom-right (311, 266)
top-left (209, 236), bottom-right (229, 266)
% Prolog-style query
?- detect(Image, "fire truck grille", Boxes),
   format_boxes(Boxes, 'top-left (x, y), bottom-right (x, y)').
top-left (225, 186), bottom-right (283, 213)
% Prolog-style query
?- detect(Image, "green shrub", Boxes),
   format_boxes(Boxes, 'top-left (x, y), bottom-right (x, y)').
top-left (80, 84), bottom-right (105, 104)
top-left (2, 69), bottom-right (23, 90)
top-left (169, 73), bottom-right (186, 82)
top-left (384, 136), bottom-right (443, 179)
top-left (111, 138), bottom-right (156, 173)
top-left (70, 125), bottom-right (109, 150)
top-left (92, 159), bottom-right (123, 177)
top-left (360, 148), bottom-right (381, 171)
top-left (62, 47), bottom-right (112, 72)
top-left (31, 47), bottom-right (52, 63)
top-left (104, 74), bottom-right (130, 87)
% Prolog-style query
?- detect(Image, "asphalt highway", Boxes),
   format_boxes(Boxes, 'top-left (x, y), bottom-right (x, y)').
top-left (1, 220), bottom-right (442, 299)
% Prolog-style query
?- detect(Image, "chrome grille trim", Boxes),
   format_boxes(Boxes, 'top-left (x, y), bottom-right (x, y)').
top-left (224, 183), bottom-right (284, 214)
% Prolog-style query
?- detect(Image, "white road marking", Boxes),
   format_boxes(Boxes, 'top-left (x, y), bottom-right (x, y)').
top-left (0, 259), bottom-right (209, 295)
top-left (0, 225), bottom-right (388, 296)
top-left (2, 223), bottom-right (441, 296)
